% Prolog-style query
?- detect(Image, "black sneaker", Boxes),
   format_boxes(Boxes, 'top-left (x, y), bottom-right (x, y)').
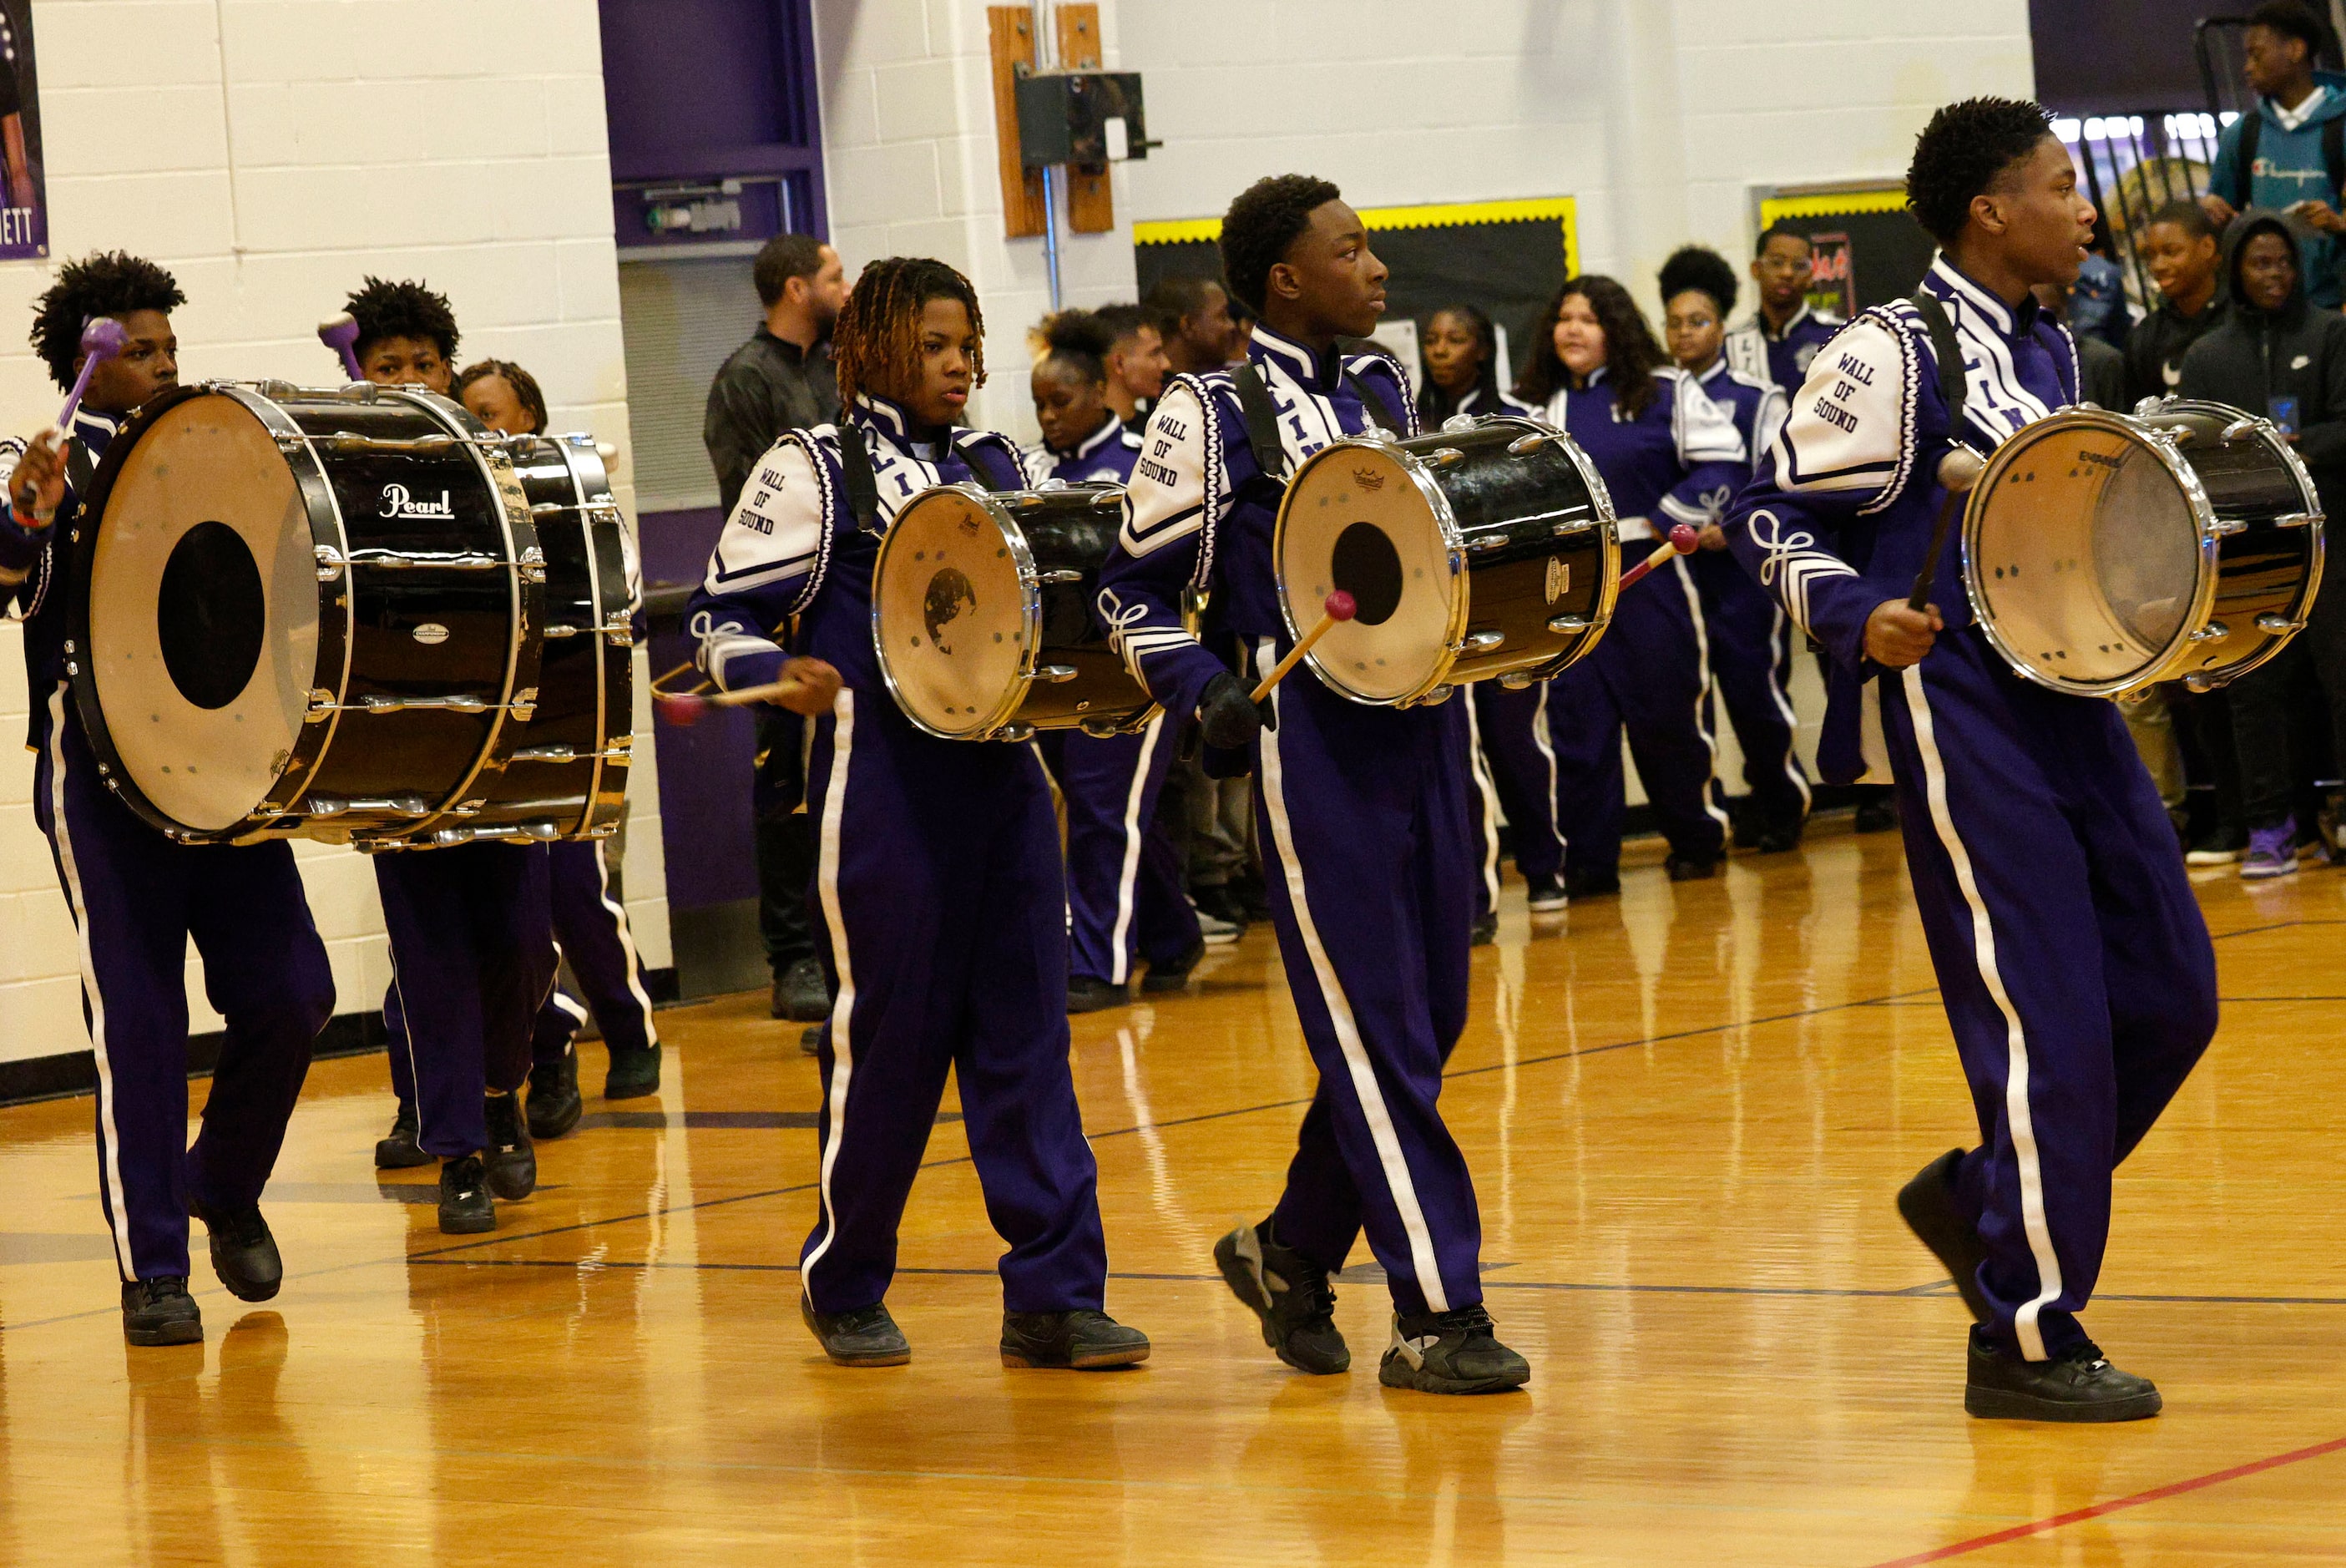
top-left (1853, 794), bottom-right (1899, 833)
top-left (438, 1154), bottom-right (495, 1235)
top-left (1895, 1147), bottom-right (1992, 1323)
top-left (800, 1294), bottom-right (911, 1367)
top-left (1000, 1309), bottom-right (1151, 1369)
top-left (2186, 822), bottom-right (2249, 865)
top-left (771, 956), bottom-right (832, 1022)
top-left (1068, 974), bottom-right (1127, 1014)
top-left (1140, 938), bottom-right (1206, 994)
top-left (1964, 1328), bottom-right (2161, 1422)
top-left (605, 1042), bottom-right (661, 1100)
top-left (1379, 1304), bottom-right (1530, 1394)
top-left (1213, 1221), bottom-right (1348, 1374)
top-left (526, 1055), bottom-right (583, 1141)
top-left (121, 1277), bottom-right (204, 1346)
top-left (189, 1196), bottom-right (281, 1302)
top-left (374, 1100), bottom-right (431, 1170)
top-left (1754, 820), bottom-right (1804, 854)
top-left (482, 1093), bottom-right (536, 1201)
top-left (1470, 909), bottom-right (1499, 946)
top-left (1563, 867), bottom-right (1620, 900)
top-left (800, 1025), bottom-right (824, 1056)
top-left (1524, 874), bottom-right (1568, 913)
top-left (1665, 852), bottom-right (1719, 882)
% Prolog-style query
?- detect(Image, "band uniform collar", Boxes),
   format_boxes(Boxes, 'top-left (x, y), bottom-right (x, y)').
top-left (1926, 255), bottom-right (2039, 339)
top-left (1248, 322), bottom-right (1341, 391)
top-left (1062, 410), bottom-right (1125, 461)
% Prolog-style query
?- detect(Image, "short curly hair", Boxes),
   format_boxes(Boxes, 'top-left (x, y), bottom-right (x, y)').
top-left (1219, 174), bottom-right (1342, 314)
top-left (1658, 245), bottom-right (1739, 317)
top-left (344, 276), bottom-right (461, 362)
top-left (29, 251), bottom-right (185, 392)
top-left (832, 255), bottom-right (986, 412)
top-left (1906, 97), bottom-right (2057, 245)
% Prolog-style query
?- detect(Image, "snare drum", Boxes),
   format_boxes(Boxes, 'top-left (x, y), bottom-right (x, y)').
top-left (1272, 415), bottom-right (1618, 706)
top-left (68, 381), bottom-right (629, 847)
top-left (872, 481), bottom-right (1158, 740)
top-left (1963, 399), bottom-right (2324, 697)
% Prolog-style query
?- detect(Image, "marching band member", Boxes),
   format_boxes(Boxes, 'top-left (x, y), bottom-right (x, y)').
top-left (342, 279), bottom-right (558, 1235)
top-left (686, 257), bottom-right (1147, 1372)
top-left (1100, 176), bottom-right (1529, 1394)
top-left (1027, 312), bottom-right (1204, 1011)
top-left (7, 255), bottom-right (332, 1344)
top-left (1658, 245), bottom-right (1808, 853)
top-left (1724, 221), bottom-right (1844, 400)
top-left (1723, 98), bottom-right (2214, 1420)
top-left (1519, 276), bottom-right (1747, 897)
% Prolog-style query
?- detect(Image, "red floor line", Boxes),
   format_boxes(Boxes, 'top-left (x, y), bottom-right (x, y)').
top-left (1863, 1434), bottom-right (2346, 1566)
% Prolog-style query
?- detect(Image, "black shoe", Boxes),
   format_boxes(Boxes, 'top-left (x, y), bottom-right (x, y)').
top-left (525, 1055), bottom-right (583, 1141)
top-left (374, 1100), bottom-right (431, 1170)
top-left (800, 1294), bottom-right (911, 1366)
top-left (1378, 1304), bottom-right (1530, 1394)
top-left (1470, 909), bottom-right (1498, 946)
top-left (1213, 1221), bottom-right (1348, 1374)
top-left (1730, 800), bottom-right (1762, 851)
top-left (1068, 974), bottom-right (1127, 1014)
top-left (605, 1043), bottom-right (661, 1100)
top-left (1140, 938), bottom-right (1206, 994)
top-left (1191, 884), bottom-right (1249, 934)
top-left (1854, 796), bottom-right (1899, 833)
top-left (1524, 874), bottom-right (1568, 913)
top-left (771, 956), bottom-right (832, 1023)
top-left (1563, 867), bottom-right (1620, 900)
top-left (1234, 874), bottom-right (1273, 924)
top-left (121, 1277), bottom-right (203, 1346)
top-left (1964, 1328), bottom-right (2161, 1422)
top-left (438, 1154), bottom-right (495, 1235)
top-left (481, 1093), bottom-right (536, 1201)
top-left (2185, 822), bottom-right (2249, 865)
top-left (800, 1024), bottom-right (824, 1056)
top-left (1000, 1309), bottom-right (1151, 1369)
top-left (189, 1197), bottom-right (281, 1302)
top-left (1896, 1147), bottom-right (1992, 1323)
top-left (1753, 815), bottom-right (1804, 853)
top-left (1665, 853), bottom-right (1719, 883)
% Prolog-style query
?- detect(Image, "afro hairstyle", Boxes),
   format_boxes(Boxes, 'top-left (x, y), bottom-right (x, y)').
top-left (1218, 174), bottom-right (1343, 314)
top-left (1658, 245), bottom-right (1740, 316)
top-left (344, 276), bottom-right (461, 362)
top-left (1905, 97), bottom-right (2058, 246)
top-left (29, 251), bottom-right (185, 392)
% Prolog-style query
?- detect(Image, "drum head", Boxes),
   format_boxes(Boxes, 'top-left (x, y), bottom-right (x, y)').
top-left (1967, 414), bottom-right (2202, 690)
top-left (87, 393), bottom-right (321, 832)
top-left (874, 487), bottom-right (1031, 736)
top-left (1277, 442), bottom-right (1457, 702)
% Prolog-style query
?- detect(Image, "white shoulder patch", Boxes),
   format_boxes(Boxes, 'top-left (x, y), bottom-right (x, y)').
top-left (705, 433), bottom-right (827, 605)
top-left (1672, 369), bottom-right (1747, 467)
top-left (1120, 382), bottom-right (1211, 559)
top-left (1768, 312), bottom-right (1915, 508)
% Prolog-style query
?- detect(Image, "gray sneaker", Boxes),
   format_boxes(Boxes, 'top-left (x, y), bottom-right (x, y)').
top-left (800, 1294), bottom-right (911, 1367)
top-left (1378, 1305), bottom-right (1530, 1394)
top-left (1213, 1222), bottom-right (1348, 1373)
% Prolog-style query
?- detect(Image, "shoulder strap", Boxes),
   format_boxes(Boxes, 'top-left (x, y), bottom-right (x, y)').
top-left (1340, 363), bottom-right (1406, 436)
top-left (955, 433), bottom-right (1020, 494)
top-left (836, 421), bottom-right (880, 533)
top-left (1231, 363), bottom-right (1288, 483)
top-left (1909, 290), bottom-right (1969, 438)
top-left (2237, 112), bottom-right (2263, 206)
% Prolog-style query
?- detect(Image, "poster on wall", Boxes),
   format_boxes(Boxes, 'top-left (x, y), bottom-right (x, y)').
top-left (0, 1), bottom-right (45, 260)
top-left (1755, 187), bottom-right (1930, 315)
top-left (1805, 232), bottom-right (1853, 320)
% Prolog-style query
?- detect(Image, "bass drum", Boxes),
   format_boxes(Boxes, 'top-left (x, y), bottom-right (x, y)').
top-left (66, 380), bottom-right (583, 848)
top-left (872, 480), bottom-right (1158, 740)
top-left (1273, 415), bottom-right (1618, 706)
top-left (1963, 399), bottom-right (2323, 697)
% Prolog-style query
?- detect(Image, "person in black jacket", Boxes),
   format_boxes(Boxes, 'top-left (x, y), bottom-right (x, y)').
top-left (2126, 200), bottom-right (2226, 407)
top-left (2178, 210), bottom-right (2346, 877)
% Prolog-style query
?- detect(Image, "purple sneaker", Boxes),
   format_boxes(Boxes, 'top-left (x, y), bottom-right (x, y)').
top-left (2241, 822), bottom-right (2299, 880)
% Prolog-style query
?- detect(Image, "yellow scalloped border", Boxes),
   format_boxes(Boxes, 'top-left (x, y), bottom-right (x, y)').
top-left (1135, 196), bottom-right (1579, 275)
top-left (1758, 187), bottom-right (1911, 224)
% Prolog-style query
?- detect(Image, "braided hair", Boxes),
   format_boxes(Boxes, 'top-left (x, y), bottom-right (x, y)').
top-left (454, 358), bottom-right (549, 434)
top-left (833, 256), bottom-right (987, 412)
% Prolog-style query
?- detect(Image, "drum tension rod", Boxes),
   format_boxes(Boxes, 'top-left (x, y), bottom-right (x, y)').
top-left (1035, 664), bottom-right (1079, 683)
top-left (2274, 512), bottom-right (2320, 528)
top-left (1506, 432), bottom-right (1553, 455)
top-left (1456, 631), bottom-right (1504, 654)
top-left (1037, 569), bottom-right (1085, 584)
top-left (2221, 417), bottom-right (2265, 443)
top-left (2209, 518), bottom-right (2248, 539)
top-left (1547, 614), bottom-right (1592, 634)
top-left (2189, 620), bottom-right (2232, 644)
top-left (503, 743), bottom-right (634, 765)
top-left (2257, 613), bottom-right (2307, 635)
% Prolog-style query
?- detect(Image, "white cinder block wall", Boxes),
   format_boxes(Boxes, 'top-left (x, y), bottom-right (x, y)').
top-left (0, 0), bottom-right (665, 1067)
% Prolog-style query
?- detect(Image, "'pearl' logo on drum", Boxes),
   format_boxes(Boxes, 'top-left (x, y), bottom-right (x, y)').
top-left (1545, 556), bottom-right (1570, 604)
top-left (379, 483), bottom-right (456, 519)
top-left (1351, 466), bottom-right (1386, 493)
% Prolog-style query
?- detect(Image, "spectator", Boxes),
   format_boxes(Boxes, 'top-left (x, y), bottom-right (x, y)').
top-left (1142, 276), bottom-right (1241, 376)
top-left (700, 232), bottom-right (848, 1026)
top-left (2126, 200), bottom-right (2226, 407)
top-left (1092, 302), bottom-right (1168, 429)
top-left (2178, 211), bottom-right (2346, 877)
top-left (2202, 0), bottom-right (2346, 309)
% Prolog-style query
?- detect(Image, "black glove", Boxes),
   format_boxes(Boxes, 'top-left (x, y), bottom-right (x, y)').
top-left (1196, 671), bottom-right (1267, 749)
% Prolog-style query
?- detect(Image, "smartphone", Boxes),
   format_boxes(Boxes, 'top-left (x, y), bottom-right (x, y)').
top-left (2270, 394), bottom-right (2301, 435)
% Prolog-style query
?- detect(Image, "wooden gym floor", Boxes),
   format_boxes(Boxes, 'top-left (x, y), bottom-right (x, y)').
top-left (2, 817), bottom-right (2343, 1565)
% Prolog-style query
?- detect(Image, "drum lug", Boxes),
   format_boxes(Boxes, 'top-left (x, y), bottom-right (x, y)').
top-left (2221, 416), bottom-right (2267, 443)
top-left (520, 546), bottom-right (547, 584)
top-left (305, 794), bottom-right (435, 819)
top-left (995, 721), bottom-right (1037, 742)
top-left (1506, 431), bottom-right (1553, 455)
top-left (2256, 613), bottom-right (2307, 635)
top-left (1442, 413), bottom-right (1478, 432)
top-left (315, 544), bottom-right (346, 580)
top-left (1035, 664), bottom-right (1079, 683)
top-left (1498, 672), bottom-right (1538, 690)
top-left (1417, 685), bottom-right (1457, 706)
top-left (2188, 620), bottom-right (2232, 644)
top-left (1456, 631), bottom-right (1505, 655)
top-left (2209, 518), bottom-right (2247, 539)
top-left (1036, 569), bottom-right (1085, 585)
top-left (1088, 488), bottom-right (1125, 510)
top-left (2273, 511), bottom-right (2321, 528)
top-left (1079, 720), bottom-right (1123, 738)
top-left (1425, 447), bottom-right (1466, 468)
top-left (542, 623), bottom-right (580, 639)
top-left (1546, 614), bottom-right (1592, 634)
top-left (1465, 534), bottom-right (1513, 554)
top-left (1550, 517), bottom-right (1600, 536)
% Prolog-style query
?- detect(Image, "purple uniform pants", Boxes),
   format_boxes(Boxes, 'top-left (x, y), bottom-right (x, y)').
top-left (1884, 630), bottom-right (2216, 1361)
top-left (1688, 547), bottom-right (1810, 827)
top-left (526, 839), bottom-right (660, 1065)
top-left (1252, 637), bottom-right (1485, 1318)
top-left (1465, 680), bottom-right (1565, 917)
top-left (800, 690), bottom-right (1109, 1314)
top-left (33, 694), bottom-right (332, 1282)
top-left (1041, 716), bottom-right (1201, 986)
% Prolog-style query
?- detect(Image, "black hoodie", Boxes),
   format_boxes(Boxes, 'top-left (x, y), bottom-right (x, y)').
top-left (2177, 210), bottom-right (2346, 519)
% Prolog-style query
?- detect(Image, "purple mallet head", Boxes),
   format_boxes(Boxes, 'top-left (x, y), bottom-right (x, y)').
top-left (79, 316), bottom-right (128, 362)
top-left (318, 313), bottom-right (360, 352)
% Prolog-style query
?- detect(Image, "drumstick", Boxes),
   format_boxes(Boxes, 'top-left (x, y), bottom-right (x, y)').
top-left (1908, 446), bottom-right (1987, 611)
top-left (653, 672), bottom-right (809, 726)
top-left (58, 317), bottom-right (128, 433)
top-left (1615, 524), bottom-right (1701, 591)
top-left (1251, 591), bottom-right (1357, 702)
top-left (318, 313), bottom-right (365, 381)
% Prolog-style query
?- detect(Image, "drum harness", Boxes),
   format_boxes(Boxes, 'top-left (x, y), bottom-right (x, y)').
top-left (3, 438), bottom-right (92, 626)
top-left (836, 417), bottom-right (1014, 539)
top-left (1906, 289), bottom-right (1984, 614)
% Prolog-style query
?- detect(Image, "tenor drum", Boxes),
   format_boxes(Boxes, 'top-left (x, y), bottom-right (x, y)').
top-left (68, 381), bottom-right (629, 847)
top-left (1963, 399), bottom-right (2324, 698)
top-left (1273, 415), bottom-right (1618, 706)
top-left (872, 481), bottom-right (1158, 740)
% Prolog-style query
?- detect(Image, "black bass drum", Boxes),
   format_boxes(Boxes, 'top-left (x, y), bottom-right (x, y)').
top-left (1272, 415), bottom-right (1618, 706)
top-left (65, 380), bottom-right (576, 848)
top-left (872, 480), bottom-right (1158, 740)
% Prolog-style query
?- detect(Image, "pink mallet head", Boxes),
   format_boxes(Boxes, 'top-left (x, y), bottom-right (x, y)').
top-left (1667, 523), bottom-right (1700, 554)
top-left (80, 316), bottom-right (128, 362)
top-left (654, 691), bottom-right (710, 727)
top-left (1324, 589), bottom-right (1357, 622)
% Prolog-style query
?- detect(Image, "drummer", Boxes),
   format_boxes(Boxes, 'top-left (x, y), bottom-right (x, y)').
top-left (1025, 311), bottom-right (1204, 1011)
top-left (1722, 96), bottom-right (2214, 1420)
top-left (685, 256), bottom-right (1148, 1372)
top-left (453, 355), bottom-right (664, 1134)
top-left (6, 253), bottom-right (333, 1345)
top-left (341, 277), bottom-right (558, 1237)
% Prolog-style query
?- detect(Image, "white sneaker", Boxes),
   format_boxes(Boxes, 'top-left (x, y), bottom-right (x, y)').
top-left (1193, 906), bottom-right (1243, 944)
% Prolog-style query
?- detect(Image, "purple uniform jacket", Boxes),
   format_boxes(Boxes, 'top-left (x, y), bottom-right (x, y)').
top-left (1529, 366), bottom-right (1747, 536)
top-left (1026, 412), bottom-right (1144, 487)
top-left (1725, 300), bottom-right (1846, 400)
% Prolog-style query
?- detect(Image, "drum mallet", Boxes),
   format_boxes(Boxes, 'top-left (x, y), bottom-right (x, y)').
top-left (318, 313), bottom-right (365, 381)
top-left (1615, 524), bottom-right (1701, 591)
top-left (1250, 590), bottom-right (1357, 702)
top-left (654, 671), bottom-right (811, 727)
top-left (13, 318), bottom-right (125, 519)
top-left (1907, 445), bottom-right (1986, 610)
